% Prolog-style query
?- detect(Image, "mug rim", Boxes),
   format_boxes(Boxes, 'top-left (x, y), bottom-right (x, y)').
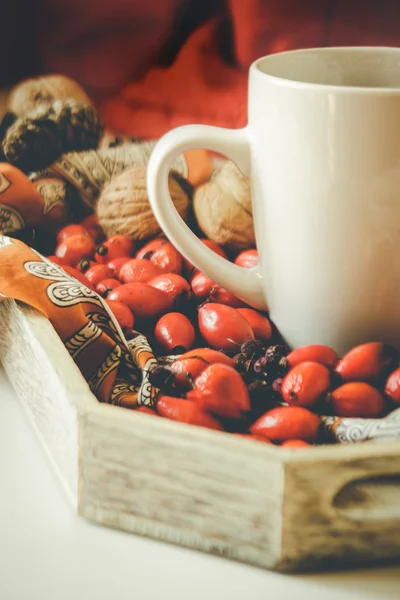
top-left (251, 46), bottom-right (400, 94)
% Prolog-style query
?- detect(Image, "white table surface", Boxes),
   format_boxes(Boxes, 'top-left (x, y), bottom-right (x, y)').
top-left (1, 365), bottom-right (400, 600)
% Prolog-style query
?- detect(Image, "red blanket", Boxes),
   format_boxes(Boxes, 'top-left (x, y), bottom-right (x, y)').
top-left (38, 0), bottom-right (400, 138)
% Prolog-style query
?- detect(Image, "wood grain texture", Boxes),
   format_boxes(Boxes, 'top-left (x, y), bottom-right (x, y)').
top-left (79, 404), bottom-right (284, 569)
top-left (281, 442), bottom-right (400, 571)
top-left (1, 299), bottom-right (400, 572)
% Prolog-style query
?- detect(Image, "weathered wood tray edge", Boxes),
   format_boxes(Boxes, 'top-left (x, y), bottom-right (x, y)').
top-left (1, 298), bottom-right (400, 573)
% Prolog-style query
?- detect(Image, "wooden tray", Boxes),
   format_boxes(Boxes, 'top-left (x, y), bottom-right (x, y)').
top-left (1, 298), bottom-right (400, 573)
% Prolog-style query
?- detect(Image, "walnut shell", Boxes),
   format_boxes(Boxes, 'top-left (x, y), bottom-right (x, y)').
top-left (7, 75), bottom-right (92, 117)
top-left (193, 161), bottom-right (255, 251)
top-left (97, 166), bottom-right (190, 241)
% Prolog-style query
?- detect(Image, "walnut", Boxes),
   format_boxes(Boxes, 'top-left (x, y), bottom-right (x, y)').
top-left (97, 166), bottom-right (191, 241)
top-left (193, 161), bottom-right (255, 251)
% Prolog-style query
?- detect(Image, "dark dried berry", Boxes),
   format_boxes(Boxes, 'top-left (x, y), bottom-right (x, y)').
top-left (243, 359), bottom-right (253, 372)
top-left (246, 379), bottom-right (284, 421)
top-left (248, 379), bottom-right (268, 393)
top-left (264, 346), bottom-right (289, 377)
top-left (276, 357), bottom-right (289, 377)
top-left (265, 344), bottom-right (289, 363)
top-left (241, 338), bottom-right (264, 357)
top-left (148, 365), bottom-right (174, 389)
top-left (233, 353), bottom-right (246, 364)
top-left (176, 292), bottom-right (198, 321)
top-left (217, 347), bottom-right (238, 358)
top-left (253, 356), bottom-right (268, 374)
top-left (247, 380), bottom-right (270, 403)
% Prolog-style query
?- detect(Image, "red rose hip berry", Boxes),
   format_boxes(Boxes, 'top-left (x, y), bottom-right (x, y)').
top-left (209, 284), bottom-right (246, 308)
top-left (145, 242), bottom-right (183, 274)
top-left (47, 255), bottom-right (67, 266)
top-left (336, 342), bottom-right (398, 383)
top-left (234, 249), bottom-right (259, 269)
top-left (108, 282), bottom-right (171, 320)
top-left (186, 363), bottom-right (250, 419)
top-left (95, 235), bottom-right (134, 263)
top-left (235, 434), bottom-right (272, 444)
top-left (155, 396), bottom-right (223, 431)
top-left (385, 367), bottom-right (400, 405)
top-left (237, 308), bottom-right (272, 341)
top-left (250, 406), bottom-right (321, 443)
top-left (155, 313), bottom-right (196, 354)
top-left (191, 273), bottom-right (244, 309)
top-left (170, 348), bottom-right (236, 387)
top-left (198, 303), bottom-right (254, 352)
top-left (55, 234), bottom-right (96, 267)
top-left (119, 258), bottom-right (163, 284)
top-left (191, 272), bottom-right (214, 302)
top-left (149, 273), bottom-right (191, 303)
top-left (106, 299), bottom-right (135, 335)
top-left (96, 278), bottom-right (120, 296)
top-left (281, 439), bottom-right (311, 448)
top-left (331, 382), bottom-right (386, 418)
top-left (135, 406), bottom-right (157, 416)
top-left (287, 344), bottom-right (339, 369)
top-left (85, 264), bottom-right (114, 287)
top-left (281, 361), bottom-right (331, 408)
top-left (56, 224), bottom-right (87, 244)
top-left (136, 238), bottom-right (167, 259)
top-left (107, 256), bottom-right (131, 278)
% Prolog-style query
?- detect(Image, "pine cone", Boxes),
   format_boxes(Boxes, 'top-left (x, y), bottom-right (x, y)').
top-left (2, 99), bottom-right (104, 173)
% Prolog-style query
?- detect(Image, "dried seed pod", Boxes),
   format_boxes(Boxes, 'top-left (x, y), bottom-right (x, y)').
top-left (7, 75), bottom-right (92, 117)
top-left (193, 161), bottom-right (255, 251)
top-left (46, 143), bottom-right (188, 207)
top-left (97, 166), bottom-right (190, 241)
top-left (2, 99), bottom-right (104, 173)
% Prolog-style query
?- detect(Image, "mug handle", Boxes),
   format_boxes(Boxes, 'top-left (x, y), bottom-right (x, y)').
top-left (147, 125), bottom-right (267, 311)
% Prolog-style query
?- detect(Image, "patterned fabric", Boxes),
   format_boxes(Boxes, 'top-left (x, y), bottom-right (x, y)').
top-left (322, 410), bottom-right (400, 444)
top-left (1, 235), bottom-right (400, 443)
top-left (0, 236), bottom-right (156, 408)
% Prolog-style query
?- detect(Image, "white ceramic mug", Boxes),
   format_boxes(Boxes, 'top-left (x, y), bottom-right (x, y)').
top-left (147, 47), bottom-right (400, 354)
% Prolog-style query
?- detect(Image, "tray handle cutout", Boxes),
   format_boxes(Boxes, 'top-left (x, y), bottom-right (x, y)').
top-left (333, 474), bottom-right (400, 522)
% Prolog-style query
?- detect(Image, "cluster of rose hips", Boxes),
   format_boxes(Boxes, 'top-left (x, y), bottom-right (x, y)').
top-left (47, 217), bottom-right (400, 449)
top-left (48, 217), bottom-right (273, 357)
